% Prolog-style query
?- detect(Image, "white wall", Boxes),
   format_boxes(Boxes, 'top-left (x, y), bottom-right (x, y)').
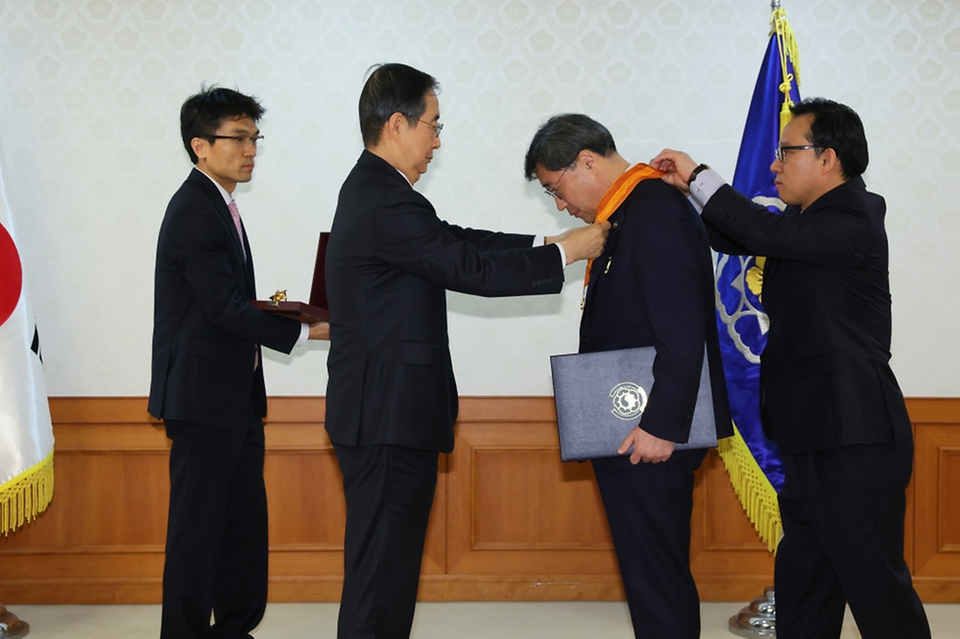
top-left (1, 0), bottom-right (957, 397)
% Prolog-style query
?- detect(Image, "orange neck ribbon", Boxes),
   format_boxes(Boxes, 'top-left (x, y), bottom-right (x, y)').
top-left (582, 163), bottom-right (664, 307)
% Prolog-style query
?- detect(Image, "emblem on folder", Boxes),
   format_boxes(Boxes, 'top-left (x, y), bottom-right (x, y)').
top-left (610, 382), bottom-right (647, 421)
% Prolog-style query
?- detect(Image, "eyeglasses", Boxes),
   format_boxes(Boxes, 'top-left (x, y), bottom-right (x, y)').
top-left (775, 144), bottom-right (818, 162)
top-left (208, 135), bottom-right (264, 148)
top-left (543, 166), bottom-right (570, 200)
top-left (419, 119), bottom-right (443, 138)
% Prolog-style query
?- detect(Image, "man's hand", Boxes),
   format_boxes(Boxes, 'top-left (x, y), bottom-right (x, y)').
top-left (308, 321), bottom-right (330, 340)
top-left (557, 221), bottom-right (610, 265)
top-left (650, 149), bottom-right (700, 193)
top-left (618, 425), bottom-right (676, 465)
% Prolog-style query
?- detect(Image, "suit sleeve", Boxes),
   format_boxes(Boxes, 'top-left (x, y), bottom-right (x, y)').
top-left (631, 190), bottom-right (709, 443)
top-left (165, 196), bottom-right (301, 354)
top-left (440, 221), bottom-right (538, 251)
top-left (704, 225), bottom-right (753, 256)
top-left (372, 188), bottom-right (564, 297)
top-left (703, 184), bottom-right (868, 269)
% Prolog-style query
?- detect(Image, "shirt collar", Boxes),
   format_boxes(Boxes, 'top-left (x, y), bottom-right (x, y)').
top-left (196, 167), bottom-right (234, 207)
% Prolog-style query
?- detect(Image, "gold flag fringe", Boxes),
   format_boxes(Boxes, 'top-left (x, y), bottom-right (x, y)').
top-left (717, 424), bottom-right (782, 553)
top-left (0, 450), bottom-right (54, 535)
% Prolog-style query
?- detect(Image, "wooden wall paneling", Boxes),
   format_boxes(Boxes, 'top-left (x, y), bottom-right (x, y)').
top-left (439, 399), bottom-right (623, 601)
top-left (689, 450), bottom-right (775, 601)
top-left (911, 397), bottom-right (960, 600)
top-left (262, 412), bottom-right (345, 601)
top-left (0, 398), bottom-right (170, 603)
top-left (0, 396), bottom-right (956, 605)
top-left (423, 454), bottom-right (448, 577)
top-left (254, 397), bottom-right (448, 601)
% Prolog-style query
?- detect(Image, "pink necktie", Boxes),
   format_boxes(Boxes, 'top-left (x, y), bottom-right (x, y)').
top-left (228, 199), bottom-right (246, 261)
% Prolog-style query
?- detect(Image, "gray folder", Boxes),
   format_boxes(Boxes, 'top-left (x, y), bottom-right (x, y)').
top-left (550, 346), bottom-right (717, 462)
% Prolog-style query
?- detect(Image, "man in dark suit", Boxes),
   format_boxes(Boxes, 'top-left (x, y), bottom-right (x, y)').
top-left (149, 87), bottom-right (327, 639)
top-left (524, 114), bottom-right (732, 638)
top-left (324, 64), bottom-right (608, 639)
top-left (652, 98), bottom-right (930, 638)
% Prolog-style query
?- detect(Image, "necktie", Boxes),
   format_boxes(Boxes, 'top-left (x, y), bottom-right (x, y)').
top-left (228, 199), bottom-right (246, 261)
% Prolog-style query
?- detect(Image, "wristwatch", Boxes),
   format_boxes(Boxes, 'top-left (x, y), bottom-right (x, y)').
top-left (688, 163), bottom-right (710, 186)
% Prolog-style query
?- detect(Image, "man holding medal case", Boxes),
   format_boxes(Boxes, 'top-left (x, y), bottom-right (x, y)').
top-left (526, 114), bottom-right (733, 639)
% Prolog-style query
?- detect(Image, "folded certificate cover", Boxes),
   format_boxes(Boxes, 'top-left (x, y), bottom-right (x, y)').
top-left (550, 346), bottom-right (717, 462)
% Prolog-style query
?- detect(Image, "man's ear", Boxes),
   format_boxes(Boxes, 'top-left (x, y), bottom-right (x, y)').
top-left (580, 150), bottom-right (594, 170)
top-left (819, 147), bottom-right (840, 175)
top-left (384, 112), bottom-right (409, 142)
top-left (191, 137), bottom-right (208, 161)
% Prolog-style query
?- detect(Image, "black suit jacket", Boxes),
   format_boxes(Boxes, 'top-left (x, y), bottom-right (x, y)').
top-left (701, 177), bottom-right (912, 453)
top-left (580, 179), bottom-right (732, 461)
top-left (324, 151), bottom-right (565, 453)
top-left (148, 168), bottom-right (301, 427)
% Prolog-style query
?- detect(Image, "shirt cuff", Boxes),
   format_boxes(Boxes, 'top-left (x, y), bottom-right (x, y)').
top-left (689, 169), bottom-right (726, 211)
top-left (296, 322), bottom-right (310, 346)
top-left (554, 242), bottom-right (567, 268)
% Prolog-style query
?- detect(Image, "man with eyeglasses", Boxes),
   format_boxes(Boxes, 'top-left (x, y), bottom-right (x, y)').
top-left (524, 113), bottom-right (732, 639)
top-left (652, 98), bottom-right (930, 639)
top-left (150, 86), bottom-right (328, 639)
top-left (324, 64), bottom-right (608, 639)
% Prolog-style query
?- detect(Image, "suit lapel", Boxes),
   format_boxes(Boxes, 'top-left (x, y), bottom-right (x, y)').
top-left (188, 169), bottom-right (247, 261)
top-left (241, 225), bottom-right (256, 297)
top-left (580, 210), bottom-right (626, 340)
top-left (187, 168), bottom-right (254, 293)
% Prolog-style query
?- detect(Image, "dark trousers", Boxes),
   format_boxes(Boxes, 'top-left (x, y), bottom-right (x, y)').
top-left (333, 442), bottom-right (439, 639)
top-left (592, 448), bottom-right (707, 639)
top-left (775, 440), bottom-right (930, 639)
top-left (160, 415), bottom-right (268, 639)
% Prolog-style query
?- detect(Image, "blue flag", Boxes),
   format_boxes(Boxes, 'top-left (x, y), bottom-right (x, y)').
top-left (715, 8), bottom-right (800, 552)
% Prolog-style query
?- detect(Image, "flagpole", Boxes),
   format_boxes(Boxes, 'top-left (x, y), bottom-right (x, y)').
top-left (728, 9), bottom-right (781, 636)
top-left (726, 1), bottom-right (798, 636)
top-left (0, 128), bottom-right (50, 639)
top-left (0, 604), bottom-right (29, 638)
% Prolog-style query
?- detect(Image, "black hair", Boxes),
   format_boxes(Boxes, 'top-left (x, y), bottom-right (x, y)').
top-left (790, 98), bottom-right (868, 179)
top-left (180, 86), bottom-right (265, 163)
top-left (524, 114), bottom-right (617, 180)
top-left (359, 63), bottom-right (439, 148)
